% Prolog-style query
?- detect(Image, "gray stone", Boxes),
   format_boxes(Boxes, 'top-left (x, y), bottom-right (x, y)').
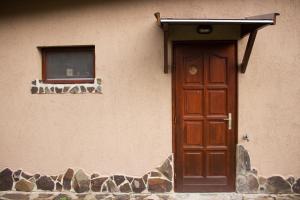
top-left (15, 179), bottom-right (34, 192)
top-left (143, 173), bottom-right (148, 185)
top-left (114, 194), bottom-right (131, 200)
top-left (57, 174), bottom-right (63, 182)
top-left (292, 178), bottom-right (300, 194)
top-left (237, 145), bottom-right (251, 175)
top-left (236, 174), bottom-right (259, 193)
top-left (50, 175), bottom-right (57, 181)
top-left (2, 193), bottom-right (30, 200)
top-left (95, 86), bottom-right (101, 93)
top-left (95, 194), bottom-right (111, 200)
top-left (101, 183), bottom-right (108, 192)
top-left (76, 193), bottom-right (87, 199)
top-left (258, 185), bottom-right (267, 193)
top-left (91, 173), bottom-right (100, 179)
top-left (150, 171), bottom-right (162, 177)
top-left (55, 87), bottom-right (62, 93)
top-left (31, 87), bottom-right (38, 94)
top-left (50, 87), bottom-right (54, 92)
top-left (13, 170), bottom-right (22, 181)
top-left (120, 182), bottom-right (132, 193)
top-left (131, 194), bottom-right (151, 200)
top-left (56, 182), bottom-right (62, 191)
top-left (72, 169), bottom-right (90, 193)
top-left (34, 174), bottom-right (40, 180)
top-left (70, 86), bottom-right (79, 94)
top-left (157, 157), bottom-right (173, 181)
top-left (32, 80), bottom-right (36, 85)
top-left (87, 87), bottom-right (94, 93)
top-left (287, 177), bottom-right (295, 185)
top-left (0, 168), bottom-right (13, 191)
top-left (277, 195), bottom-right (300, 200)
top-left (259, 176), bottom-right (267, 185)
top-left (21, 172), bottom-right (33, 180)
top-left (91, 177), bottom-right (107, 192)
top-left (157, 194), bottom-right (174, 200)
top-left (39, 87), bottom-right (44, 94)
top-left (265, 176), bottom-right (292, 194)
top-left (28, 177), bottom-right (35, 183)
top-left (243, 196), bottom-right (274, 200)
top-left (131, 178), bottom-right (146, 193)
top-left (80, 86), bottom-right (86, 93)
top-left (113, 175), bottom-right (125, 186)
top-left (36, 176), bottom-right (54, 191)
top-left (45, 87), bottom-right (51, 94)
top-left (251, 168), bottom-right (258, 175)
top-left (63, 86), bottom-right (70, 93)
top-left (96, 78), bottom-right (101, 85)
top-left (126, 176), bottom-right (133, 183)
top-left (107, 179), bottom-right (119, 193)
top-left (37, 193), bottom-right (55, 199)
top-left (148, 178), bottom-right (172, 193)
top-left (63, 168), bottom-right (74, 191)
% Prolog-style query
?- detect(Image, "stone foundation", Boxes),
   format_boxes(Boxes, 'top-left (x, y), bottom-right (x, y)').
top-left (30, 78), bottom-right (102, 94)
top-left (1, 146), bottom-right (299, 194)
top-left (236, 145), bottom-right (300, 194)
top-left (0, 156), bottom-right (173, 193)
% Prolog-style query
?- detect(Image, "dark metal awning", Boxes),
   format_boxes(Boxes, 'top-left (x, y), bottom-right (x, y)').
top-left (154, 13), bottom-right (279, 73)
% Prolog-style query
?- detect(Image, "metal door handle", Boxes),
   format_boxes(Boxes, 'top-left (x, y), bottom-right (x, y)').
top-left (224, 113), bottom-right (232, 130)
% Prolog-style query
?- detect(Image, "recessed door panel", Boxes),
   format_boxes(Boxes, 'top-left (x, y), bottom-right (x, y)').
top-left (206, 151), bottom-right (227, 177)
top-left (184, 121), bottom-right (204, 146)
top-left (184, 90), bottom-right (204, 115)
top-left (208, 55), bottom-right (227, 84)
top-left (184, 56), bottom-right (204, 85)
top-left (207, 121), bottom-right (227, 146)
top-left (208, 89), bottom-right (227, 115)
top-left (183, 151), bottom-right (204, 176)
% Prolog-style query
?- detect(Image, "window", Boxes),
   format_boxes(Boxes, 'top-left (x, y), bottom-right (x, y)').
top-left (42, 46), bottom-right (95, 83)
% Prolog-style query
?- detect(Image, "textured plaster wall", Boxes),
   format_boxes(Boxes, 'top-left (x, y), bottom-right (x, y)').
top-left (0, 0), bottom-right (299, 177)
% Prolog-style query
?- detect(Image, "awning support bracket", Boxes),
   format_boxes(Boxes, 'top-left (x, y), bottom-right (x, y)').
top-left (240, 30), bottom-right (257, 73)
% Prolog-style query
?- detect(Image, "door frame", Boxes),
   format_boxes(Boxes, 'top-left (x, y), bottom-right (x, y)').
top-left (171, 40), bottom-right (239, 192)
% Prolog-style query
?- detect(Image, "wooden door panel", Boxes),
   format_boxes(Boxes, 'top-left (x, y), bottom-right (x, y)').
top-left (208, 55), bottom-right (228, 84)
top-left (206, 151), bottom-right (227, 176)
top-left (207, 121), bottom-right (227, 146)
top-left (184, 90), bottom-right (204, 115)
top-left (207, 89), bottom-right (227, 115)
top-left (174, 42), bottom-right (236, 192)
top-left (183, 151), bottom-right (204, 176)
top-left (184, 56), bottom-right (204, 84)
top-left (184, 121), bottom-right (204, 146)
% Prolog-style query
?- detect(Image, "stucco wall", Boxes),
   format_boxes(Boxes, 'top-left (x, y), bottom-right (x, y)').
top-left (0, 0), bottom-right (299, 178)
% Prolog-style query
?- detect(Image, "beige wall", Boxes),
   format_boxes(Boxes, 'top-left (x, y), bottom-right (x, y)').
top-left (0, 0), bottom-right (299, 177)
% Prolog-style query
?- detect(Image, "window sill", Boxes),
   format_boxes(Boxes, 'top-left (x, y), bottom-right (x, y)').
top-left (31, 78), bottom-right (102, 94)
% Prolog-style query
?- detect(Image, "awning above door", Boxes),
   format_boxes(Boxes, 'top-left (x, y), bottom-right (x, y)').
top-left (154, 13), bottom-right (279, 73)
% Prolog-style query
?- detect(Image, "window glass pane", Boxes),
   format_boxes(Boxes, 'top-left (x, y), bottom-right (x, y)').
top-left (46, 50), bottom-right (94, 80)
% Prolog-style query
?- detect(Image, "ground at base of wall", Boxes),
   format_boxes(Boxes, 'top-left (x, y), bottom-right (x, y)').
top-left (0, 192), bottom-right (300, 200)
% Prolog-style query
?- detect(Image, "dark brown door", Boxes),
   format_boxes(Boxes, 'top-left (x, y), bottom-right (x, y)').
top-left (173, 42), bottom-right (237, 192)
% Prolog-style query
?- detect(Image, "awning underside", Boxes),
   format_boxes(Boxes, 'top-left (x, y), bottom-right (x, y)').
top-left (154, 13), bottom-right (279, 73)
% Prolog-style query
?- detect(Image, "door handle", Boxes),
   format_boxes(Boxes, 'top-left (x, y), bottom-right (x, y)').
top-left (223, 113), bottom-right (232, 130)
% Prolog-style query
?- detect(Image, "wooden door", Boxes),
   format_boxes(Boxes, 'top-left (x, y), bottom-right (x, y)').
top-left (173, 42), bottom-right (237, 192)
